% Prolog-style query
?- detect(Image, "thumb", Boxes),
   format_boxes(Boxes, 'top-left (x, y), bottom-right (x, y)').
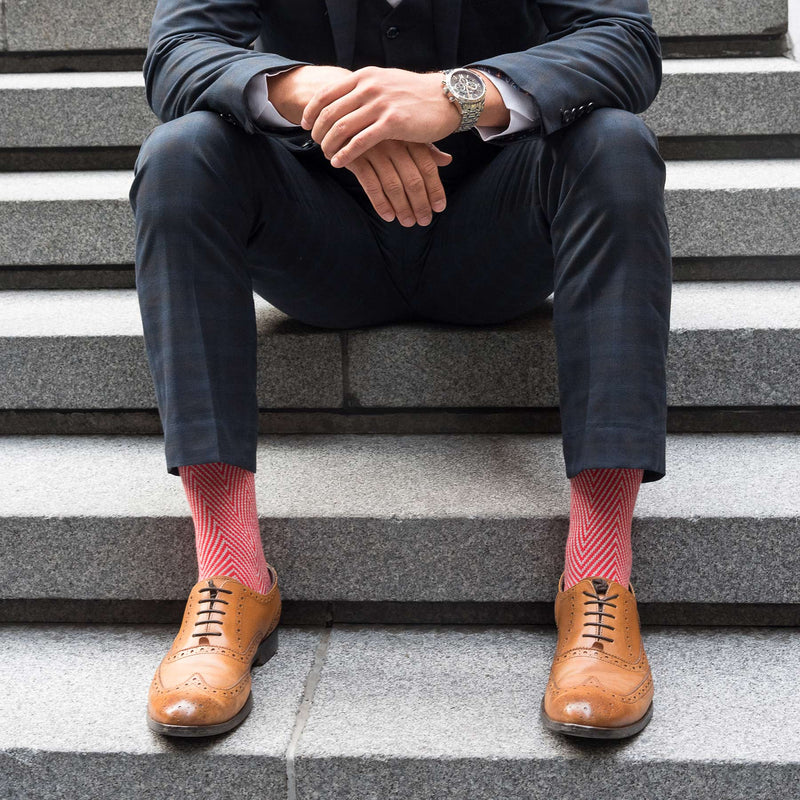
top-left (427, 143), bottom-right (453, 165)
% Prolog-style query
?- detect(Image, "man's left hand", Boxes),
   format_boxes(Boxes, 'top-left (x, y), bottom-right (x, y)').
top-left (301, 67), bottom-right (461, 167)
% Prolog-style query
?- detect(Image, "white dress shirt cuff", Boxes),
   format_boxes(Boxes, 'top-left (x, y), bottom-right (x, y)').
top-left (472, 69), bottom-right (540, 141)
top-left (245, 69), bottom-right (301, 129)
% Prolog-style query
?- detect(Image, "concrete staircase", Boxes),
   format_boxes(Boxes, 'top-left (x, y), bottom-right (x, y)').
top-left (1, 1), bottom-right (798, 797)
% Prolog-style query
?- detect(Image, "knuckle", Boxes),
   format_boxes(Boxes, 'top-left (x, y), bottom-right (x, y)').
top-left (420, 160), bottom-right (438, 178)
top-left (383, 178), bottom-right (404, 195)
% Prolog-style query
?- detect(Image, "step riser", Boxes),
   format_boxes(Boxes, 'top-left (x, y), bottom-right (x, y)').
top-left (0, 191), bottom-right (798, 265)
top-left (644, 62), bottom-right (800, 138)
top-left (3, 326), bottom-right (799, 409)
top-left (2, 62), bottom-right (798, 149)
top-left (4, 515), bottom-right (799, 604)
top-left (1, 36), bottom-right (790, 76)
top-left (2, 434), bottom-right (798, 607)
top-left (2, 0), bottom-right (788, 51)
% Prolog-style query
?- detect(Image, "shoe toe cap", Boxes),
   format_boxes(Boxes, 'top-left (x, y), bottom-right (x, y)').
top-left (148, 674), bottom-right (248, 728)
top-left (544, 685), bottom-right (626, 728)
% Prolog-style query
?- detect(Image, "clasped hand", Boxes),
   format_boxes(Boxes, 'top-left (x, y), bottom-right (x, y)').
top-left (269, 65), bottom-right (462, 226)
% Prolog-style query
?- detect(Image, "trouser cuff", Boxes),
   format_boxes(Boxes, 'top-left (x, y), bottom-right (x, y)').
top-left (164, 418), bottom-right (257, 476)
top-left (562, 424), bottom-right (666, 483)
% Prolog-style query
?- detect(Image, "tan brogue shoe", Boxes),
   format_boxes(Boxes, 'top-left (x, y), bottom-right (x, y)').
top-left (541, 575), bottom-right (653, 739)
top-left (147, 567), bottom-right (281, 737)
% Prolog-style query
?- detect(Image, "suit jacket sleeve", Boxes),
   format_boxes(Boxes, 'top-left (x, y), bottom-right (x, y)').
top-left (466, 0), bottom-right (662, 138)
top-left (144, 0), bottom-right (311, 133)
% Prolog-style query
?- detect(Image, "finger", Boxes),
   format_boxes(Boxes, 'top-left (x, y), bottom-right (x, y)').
top-left (310, 91), bottom-right (365, 145)
top-left (318, 106), bottom-right (378, 160)
top-left (301, 73), bottom-right (360, 130)
top-left (427, 143), bottom-right (454, 166)
top-left (408, 144), bottom-right (447, 215)
top-left (330, 122), bottom-right (392, 168)
top-left (390, 145), bottom-right (434, 226)
top-left (348, 160), bottom-right (395, 222)
top-left (367, 152), bottom-right (417, 227)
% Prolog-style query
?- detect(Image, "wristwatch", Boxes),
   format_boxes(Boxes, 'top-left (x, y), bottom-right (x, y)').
top-left (441, 68), bottom-right (486, 133)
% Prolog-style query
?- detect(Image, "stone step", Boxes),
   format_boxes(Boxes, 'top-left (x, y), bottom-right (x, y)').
top-left (1, 283), bottom-right (799, 410)
top-left (1, 161), bottom-right (798, 266)
top-left (1, 59), bottom-right (798, 151)
top-left (2, 433), bottom-right (798, 612)
top-left (0, 622), bottom-right (797, 799)
top-left (1, 0), bottom-right (787, 53)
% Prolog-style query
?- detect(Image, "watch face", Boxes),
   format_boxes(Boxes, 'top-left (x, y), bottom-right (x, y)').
top-left (450, 69), bottom-right (484, 101)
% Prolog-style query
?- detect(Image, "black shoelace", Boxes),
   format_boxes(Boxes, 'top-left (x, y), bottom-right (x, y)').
top-left (581, 578), bottom-right (619, 644)
top-left (191, 580), bottom-right (233, 638)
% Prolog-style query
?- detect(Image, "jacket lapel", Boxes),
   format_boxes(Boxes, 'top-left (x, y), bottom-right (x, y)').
top-left (325, 0), bottom-right (359, 69)
top-left (432, 0), bottom-right (463, 68)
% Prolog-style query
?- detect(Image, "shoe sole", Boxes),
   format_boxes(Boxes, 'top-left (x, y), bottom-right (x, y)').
top-left (146, 627), bottom-right (279, 738)
top-left (539, 698), bottom-right (653, 740)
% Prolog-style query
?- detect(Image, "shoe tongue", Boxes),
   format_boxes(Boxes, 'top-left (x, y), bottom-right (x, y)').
top-left (591, 577), bottom-right (609, 595)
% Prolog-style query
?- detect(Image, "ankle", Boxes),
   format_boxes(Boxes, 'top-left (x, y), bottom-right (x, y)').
top-left (563, 467), bottom-right (642, 590)
top-left (181, 462), bottom-right (273, 596)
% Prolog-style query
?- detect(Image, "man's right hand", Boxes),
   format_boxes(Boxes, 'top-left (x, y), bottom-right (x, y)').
top-left (346, 140), bottom-right (453, 227)
top-left (267, 65), bottom-right (353, 126)
top-left (269, 66), bottom-right (453, 226)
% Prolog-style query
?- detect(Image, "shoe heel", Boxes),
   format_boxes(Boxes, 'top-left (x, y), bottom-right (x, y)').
top-left (252, 628), bottom-right (279, 667)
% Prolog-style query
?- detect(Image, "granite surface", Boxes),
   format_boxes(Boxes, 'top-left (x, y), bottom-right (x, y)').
top-left (3, 0), bottom-right (788, 51)
top-left (0, 290), bottom-right (343, 409)
top-left (644, 58), bottom-right (800, 137)
top-left (0, 624), bottom-right (322, 799)
top-left (3, 283), bottom-right (799, 408)
top-left (5, 0), bottom-right (157, 51)
top-left (665, 160), bottom-right (800, 258)
top-left (0, 76), bottom-right (157, 149)
top-left (651, 0), bottom-right (787, 37)
top-left (295, 625), bottom-right (800, 798)
top-left (3, 162), bottom-right (799, 266)
top-left (2, 623), bottom-right (797, 797)
top-left (2, 61), bottom-right (798, 148)
top-left (1, 433), bottom-right (799, 604)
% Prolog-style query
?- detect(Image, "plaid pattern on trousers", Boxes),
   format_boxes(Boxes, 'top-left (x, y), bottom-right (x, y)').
top-left (130, 105), bottom-right (671, 482)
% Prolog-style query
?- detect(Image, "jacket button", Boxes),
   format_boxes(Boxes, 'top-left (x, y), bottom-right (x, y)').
top-left (385, 26), bottom-right (400, 39)
top-left (301, 140), bottom-right (315, 149)
top-left (562, 109), bottom-right (574, 124)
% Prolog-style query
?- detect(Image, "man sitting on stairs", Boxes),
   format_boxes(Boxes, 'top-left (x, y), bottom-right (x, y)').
top-left (131, 0), bottom-right (671, 740)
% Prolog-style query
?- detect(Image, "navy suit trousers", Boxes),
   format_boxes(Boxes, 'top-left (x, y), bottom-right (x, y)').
top-left (129, 108), bottom-right (671, 481)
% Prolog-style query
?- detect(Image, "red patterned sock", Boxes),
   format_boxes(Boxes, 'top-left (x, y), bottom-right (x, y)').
top-left (563, 468), bottom-right (643, 590)
top-left (179, 462), bottom-right (272, 594)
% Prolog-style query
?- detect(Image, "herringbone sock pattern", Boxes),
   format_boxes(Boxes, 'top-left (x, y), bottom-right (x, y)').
top-left (563, 468), bottom-right (643, 590)
top-left (179, 462), bottom-right (272, 594)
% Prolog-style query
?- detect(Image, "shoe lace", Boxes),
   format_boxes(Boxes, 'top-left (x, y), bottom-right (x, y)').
top-left (581, 578), bottom-right (619, 645)
top-left (192, 579), bottom-right (233, 638)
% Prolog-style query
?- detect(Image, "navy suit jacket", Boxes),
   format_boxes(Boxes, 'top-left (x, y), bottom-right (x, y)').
top-left (144, 0), bottom-right (661, 147)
